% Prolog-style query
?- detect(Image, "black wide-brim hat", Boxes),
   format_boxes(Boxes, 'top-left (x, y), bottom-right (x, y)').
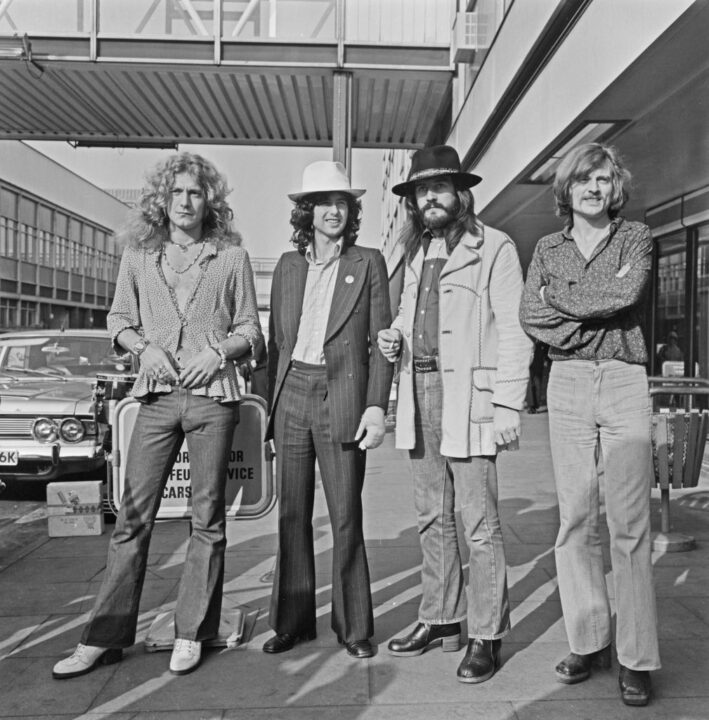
top-left (392, 145), bottom-right (482, 196)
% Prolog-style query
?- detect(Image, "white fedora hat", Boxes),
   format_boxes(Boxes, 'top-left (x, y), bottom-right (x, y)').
top-left (288, 160), bottom-right (366, 201)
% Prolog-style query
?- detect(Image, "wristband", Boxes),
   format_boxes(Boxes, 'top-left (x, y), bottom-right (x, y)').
top-left (209, 344), bottom-right (228, 370)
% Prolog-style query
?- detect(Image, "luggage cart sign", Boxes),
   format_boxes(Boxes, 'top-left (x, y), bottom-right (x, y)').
top-left (108, 394), bottom-right (274, 520)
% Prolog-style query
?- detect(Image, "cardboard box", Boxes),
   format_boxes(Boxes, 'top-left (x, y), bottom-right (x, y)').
top-left (47, 480), bottom-right (104, 537)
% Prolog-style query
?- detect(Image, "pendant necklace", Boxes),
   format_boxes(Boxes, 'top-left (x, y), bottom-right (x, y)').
top-left (170, 239), bottom-right (195, 253)
top-left (162, 243), bottom-right (205, 275)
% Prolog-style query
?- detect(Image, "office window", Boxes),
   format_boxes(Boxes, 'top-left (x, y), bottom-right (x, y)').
top-left (0, 216), bottom-right (18, 257)
top-left (0, 298), bottom-right (17, 328)
top-left (55, 236), bottom-right (68, 270)
top-left (20, 223), bottom-right (39, 262)
top-left (19, 301), bottom-right (37, 328)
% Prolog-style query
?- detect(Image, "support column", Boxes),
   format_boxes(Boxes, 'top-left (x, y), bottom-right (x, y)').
top-left (332, 71), bottom-right (353, 173)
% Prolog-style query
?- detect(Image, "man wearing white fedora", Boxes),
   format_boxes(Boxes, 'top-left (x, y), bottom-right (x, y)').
top-left (263, 160), bottom-right (393, 659)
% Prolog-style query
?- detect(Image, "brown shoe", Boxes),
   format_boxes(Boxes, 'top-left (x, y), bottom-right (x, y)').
top-left (555, 645), bottom-right (612, 684)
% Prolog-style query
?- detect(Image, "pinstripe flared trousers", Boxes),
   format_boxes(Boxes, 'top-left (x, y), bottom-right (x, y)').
top-left (269, 362), bottom-right (374, 643)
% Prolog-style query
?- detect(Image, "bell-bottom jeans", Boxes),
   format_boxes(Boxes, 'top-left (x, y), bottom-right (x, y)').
top-left (547, 359), bottom-right (660, 670)
top-left (409, 370), bottom-right (510, 639)
top-left (82, 389), bottom-right (238, 648)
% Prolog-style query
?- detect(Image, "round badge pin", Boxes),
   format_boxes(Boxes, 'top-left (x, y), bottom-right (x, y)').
top-left (345, 275), bottom-right (354, 284)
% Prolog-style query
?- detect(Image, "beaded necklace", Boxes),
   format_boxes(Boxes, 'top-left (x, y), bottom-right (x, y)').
top-left (162, 242), bottom-right (205, 275)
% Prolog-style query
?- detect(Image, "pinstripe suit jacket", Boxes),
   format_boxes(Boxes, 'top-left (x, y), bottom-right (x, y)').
top-left (267, 244), bottom-right (393, 443)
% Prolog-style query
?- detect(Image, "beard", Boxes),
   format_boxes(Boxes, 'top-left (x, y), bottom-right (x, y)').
top-left (420, 200), bottom-right (459, 230)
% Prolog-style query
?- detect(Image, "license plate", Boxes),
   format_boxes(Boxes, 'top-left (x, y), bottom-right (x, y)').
top-left (0, 449), bottom-right (19, 466)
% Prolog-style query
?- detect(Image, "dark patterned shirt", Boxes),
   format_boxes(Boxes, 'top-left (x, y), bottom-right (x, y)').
top-left (519, 217), bottom-right (652, 364)
top-left (412, 235), bottom-right (447, 357)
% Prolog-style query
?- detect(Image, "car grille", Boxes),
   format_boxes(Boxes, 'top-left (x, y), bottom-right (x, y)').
top-left (0, 417), bottom-right (35, 439)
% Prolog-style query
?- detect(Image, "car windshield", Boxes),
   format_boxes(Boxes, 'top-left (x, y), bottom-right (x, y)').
top-left (0, 336), bottom-right (134, 379)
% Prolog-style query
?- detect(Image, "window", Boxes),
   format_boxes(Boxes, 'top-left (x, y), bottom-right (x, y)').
top-left (0, 298), bottom-right (17, 329)
top-left (1, 217), bottom-right (18, 258)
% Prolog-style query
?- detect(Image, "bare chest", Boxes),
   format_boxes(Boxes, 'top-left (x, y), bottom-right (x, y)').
top-left (160, 245), bottom-right (205, 310)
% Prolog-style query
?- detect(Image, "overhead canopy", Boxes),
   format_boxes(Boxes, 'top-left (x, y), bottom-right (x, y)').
top-left (0, 0), bottom-right (454, 149)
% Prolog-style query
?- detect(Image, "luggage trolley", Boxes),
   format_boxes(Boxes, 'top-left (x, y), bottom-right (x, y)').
top-left (94, 375), bottom-right (276, 649)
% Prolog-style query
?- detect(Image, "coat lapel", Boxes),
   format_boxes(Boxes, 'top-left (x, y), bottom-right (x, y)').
top-left (283, 252), bottom-right (308, 349)
top-left (325, 246), bottom-right (364, 342)
top-left (440, 227), bottom-right (484, 279)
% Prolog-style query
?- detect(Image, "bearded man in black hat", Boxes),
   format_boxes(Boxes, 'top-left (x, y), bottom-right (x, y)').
top-left (378, 145), bottom-right (531, 683)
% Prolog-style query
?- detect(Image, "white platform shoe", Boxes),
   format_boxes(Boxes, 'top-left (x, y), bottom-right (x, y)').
top-left (169, 638), bottom-right (202, 675)
top-left (52, 643), bottom-right (122, 679)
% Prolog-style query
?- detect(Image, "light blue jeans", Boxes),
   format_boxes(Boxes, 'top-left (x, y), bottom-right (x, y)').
top-left (547, 360), bottom-right (660, 670)
top-left (410, 370), bottom-right (510, 639)
top-left (82, 389), bottom-right (238, 648)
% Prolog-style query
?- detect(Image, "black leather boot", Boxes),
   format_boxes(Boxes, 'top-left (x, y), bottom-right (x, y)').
top-left (619, 665), bottom-right (651, 706)
top-left (456, 638), bottom-right (501, 683)
top-left (555, 644), bottom-right (612, 684)
top-left (387, 622), bottom-right (461, 657)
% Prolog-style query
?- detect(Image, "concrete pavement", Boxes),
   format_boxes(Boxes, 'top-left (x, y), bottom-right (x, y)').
top-left (1, 412), bottom-right (709, 719)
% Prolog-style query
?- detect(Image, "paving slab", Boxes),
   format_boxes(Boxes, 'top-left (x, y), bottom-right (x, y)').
top-left (1, 413), bottom-right (709, 719)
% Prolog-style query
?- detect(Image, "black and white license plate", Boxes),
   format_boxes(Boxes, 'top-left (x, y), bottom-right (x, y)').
top-left (0, 449), bottom-right (19, 466)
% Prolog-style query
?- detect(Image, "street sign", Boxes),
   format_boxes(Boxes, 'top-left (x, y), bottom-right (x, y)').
top-left (107, 394), bottom-right (275, 520)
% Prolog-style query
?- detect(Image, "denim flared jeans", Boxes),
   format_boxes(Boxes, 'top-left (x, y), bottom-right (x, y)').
top-left (409, 370), bottom-right (510, 639)
top-left (82, 389), bottom-right (238, 648)
top-left (547, 359), bottom-right (660, 670)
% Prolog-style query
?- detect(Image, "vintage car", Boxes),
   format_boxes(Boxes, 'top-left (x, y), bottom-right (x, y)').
top-left (0, 329), bottom-right (136, 485)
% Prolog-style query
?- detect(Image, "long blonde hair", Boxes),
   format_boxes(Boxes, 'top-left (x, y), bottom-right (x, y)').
top-left (118, 152), bottom-right (239, 250)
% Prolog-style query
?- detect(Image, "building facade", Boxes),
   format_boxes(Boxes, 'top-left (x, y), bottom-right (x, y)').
top-left (0, 141), bottom-right (126, 332)
top-left (382, 0), bottom-right (709, 381)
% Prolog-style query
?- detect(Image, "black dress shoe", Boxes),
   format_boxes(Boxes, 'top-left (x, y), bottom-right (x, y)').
top-left (340, 638), bottom-right (374, 659)
top-left (456, 638), bottom-right (501, 684)
top-left (619, 665), bottom-right (651, 706)
top-left (555, 644), bottom-right (612, 684)
top-left (262, 630), bottom-right (316, 654)
top-left (387, 622), bottom-right (461, 657)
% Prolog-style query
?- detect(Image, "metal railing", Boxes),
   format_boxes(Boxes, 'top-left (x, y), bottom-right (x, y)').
top-left (0, 0), bottom-right (454, 45)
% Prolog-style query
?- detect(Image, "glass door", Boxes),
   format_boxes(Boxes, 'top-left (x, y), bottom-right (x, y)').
top-left (654, 231), bottom-right (687, 376)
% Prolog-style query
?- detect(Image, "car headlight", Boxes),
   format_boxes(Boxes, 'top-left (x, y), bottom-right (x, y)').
top-left (32, 418), bottom-right (59, 443)
top-left (60, 418), bottom-right (86, 443)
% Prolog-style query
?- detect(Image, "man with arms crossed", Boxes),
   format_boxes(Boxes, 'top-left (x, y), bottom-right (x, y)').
top-left (53, 152), bottom-right (262, 679)
top-left (379, 145), bottom-right (531, 683)
top-left (264, 161), bottom-right (393, 659)
top-left (519, 143), bottom-right (660, 706)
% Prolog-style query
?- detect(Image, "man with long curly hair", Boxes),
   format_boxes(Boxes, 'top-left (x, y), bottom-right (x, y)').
top-left (378, 145), bottom-right (531, 683)
top-left (53, 152), bottom-right (262, 679)
top-left (263, 161), bottom-right (393, 659)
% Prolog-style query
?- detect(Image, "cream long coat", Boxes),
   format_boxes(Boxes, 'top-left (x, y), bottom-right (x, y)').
top-left (392, 224), bottom-right (532, 458)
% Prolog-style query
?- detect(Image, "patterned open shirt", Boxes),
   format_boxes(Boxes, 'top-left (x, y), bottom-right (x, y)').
top-left (519, 217), bottom-right (652, 364)
top-left (107, 241), bottom-right (263, 403)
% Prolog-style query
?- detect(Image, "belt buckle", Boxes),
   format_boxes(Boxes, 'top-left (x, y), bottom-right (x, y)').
top-left (414, 356), bottom-right (438, 373)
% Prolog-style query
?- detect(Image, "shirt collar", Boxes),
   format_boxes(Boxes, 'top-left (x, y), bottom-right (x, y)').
top-left (305, 238), bottom-right (343, 266)
top-left (561, 216), bottom-right (624, 240)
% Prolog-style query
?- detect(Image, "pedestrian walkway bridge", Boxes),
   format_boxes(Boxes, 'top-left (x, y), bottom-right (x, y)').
top-left (0, 0), bottom-right (455, 152)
